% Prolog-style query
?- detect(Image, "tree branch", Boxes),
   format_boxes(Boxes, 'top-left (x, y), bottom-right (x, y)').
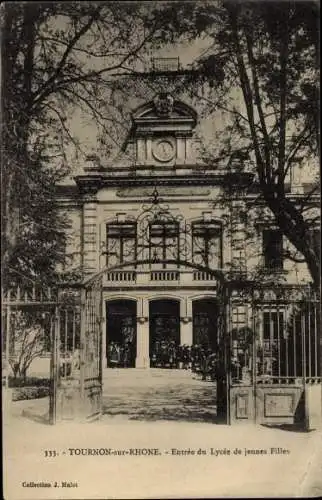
top-left (277, 19), bottom-right (289, 189)
top-left (31, 19), bottom-right (158, 111)
top-left (245, 31), bottom-right (271, 169)
top-left (228, 7), bottom-right (267, 184)
top-left (283, 249), bottom-right (306, 263)
top-left (284, 122), bottom-right (313, 176)
top-left (31, 6), bottom-right (102, 106)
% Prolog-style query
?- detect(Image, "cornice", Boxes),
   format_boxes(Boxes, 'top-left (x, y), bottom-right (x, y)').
top-left (58, 174), bottom-right (319, 207)
top-left (73, 171), bottom-right (255, 192)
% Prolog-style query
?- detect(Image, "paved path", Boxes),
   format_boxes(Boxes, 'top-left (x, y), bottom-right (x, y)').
top-left (102, 368), bottom-right (216, 422)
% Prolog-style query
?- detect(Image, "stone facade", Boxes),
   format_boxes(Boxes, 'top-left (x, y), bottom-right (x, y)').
top-left (56, 95), bottom-right (318, 369)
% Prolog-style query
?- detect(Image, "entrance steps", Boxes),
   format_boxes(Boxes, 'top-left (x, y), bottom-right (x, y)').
top-left (103, 368), bottom-right (198, 386)
top-left (104, 368), bottom-right (193, 378)
top-left (103, 368), bottom-right (210, 391)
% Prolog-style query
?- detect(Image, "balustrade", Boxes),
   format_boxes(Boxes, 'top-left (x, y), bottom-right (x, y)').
top-left (103, 269), bottom-right (218, 285)
top-left (193, 271), bottom-right (216, 281)
top-left (150, 270), bottom-right (179, 281)
top-left (105, 271), bottom-right (136, 282)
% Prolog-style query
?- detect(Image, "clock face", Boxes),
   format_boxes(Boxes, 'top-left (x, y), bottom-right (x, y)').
top-left (152, 139), bottom-right (175, 162)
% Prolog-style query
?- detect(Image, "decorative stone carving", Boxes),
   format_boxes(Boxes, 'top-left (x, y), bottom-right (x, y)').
top-left (181, 316), bottom-right (192, 324)
top-left (152, 138), bottom-right (176, 162)
top-left (153, 93), bottom-right (174, 117)
top-left (263, 290), bottom-right (277, 301)
top-left (137, 316), bottom-right (148, 324)
top-left (84, 154), bottom-right (102, 172)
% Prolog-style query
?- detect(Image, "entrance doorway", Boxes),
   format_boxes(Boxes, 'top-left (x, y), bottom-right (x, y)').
top-left (149, 299), bottom-right (180, 368)
top-left (106, 300), bottom-right (137, 368)
top-left (192, 298), bottom-right (218, 350)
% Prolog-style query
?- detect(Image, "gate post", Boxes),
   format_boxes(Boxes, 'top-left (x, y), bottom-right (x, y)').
top-left (49, 309), bottom-right (59, 424)
top-left (304, 290), bottom-right (322, 430)
top-left (3, 299), bottom-right (13, 419)
top-left (305, 384), bottom-right (322, 430)
top-left (5, 297), bottom-right (11, 389)
top-left (216, 287), bottom-right (230, 424)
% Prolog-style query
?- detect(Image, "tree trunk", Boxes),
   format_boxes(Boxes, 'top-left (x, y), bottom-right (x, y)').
top-left (259, 176), bottom-right (320, 293)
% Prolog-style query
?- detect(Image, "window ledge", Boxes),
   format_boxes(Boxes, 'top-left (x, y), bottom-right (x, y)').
top-left (261, 268), bottom-right (287, 275)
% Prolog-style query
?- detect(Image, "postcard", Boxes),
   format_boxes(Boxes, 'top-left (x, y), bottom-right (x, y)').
top-left (2, 1), bottom-right (321, 498)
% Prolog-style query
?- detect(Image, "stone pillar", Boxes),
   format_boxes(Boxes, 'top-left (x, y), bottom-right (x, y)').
top-left (231, 201), bottom-right (247, 272)
top-left (146, 137), bottom-right (152, 164)
top-left (136, 298), bottom-right (149, 368)
top-left (176, 134), bottom-right (187, 165)
top-left (82, 192), bottom-right (98, 274)
top-left (292, 163), bottom-right (304, 194)
top-left (305, 384), bottom-right (322, 430)
top-left (180, 318), bottom-right (193, 345)
top-left (102, 300), bottom-right (107, 369)
top-left (136, 138), bottom-right (146, 165)
top-left (180, 299), bottom-right (193, 345)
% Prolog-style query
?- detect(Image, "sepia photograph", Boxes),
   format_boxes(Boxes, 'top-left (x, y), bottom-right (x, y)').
top-left (1, 1), bottom-right (321, 498)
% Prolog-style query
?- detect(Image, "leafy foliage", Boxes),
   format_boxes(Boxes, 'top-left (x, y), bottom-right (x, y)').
top-left (189, 1), bottom-right (320, 288)
top-left (1, 1), bottom-right (188, 287)
top-left (7, 310), bottom-right (51, 380)
top-left (2, 1), bottom-right (319, 291)
top-left (12, 386), bottom-right (50, 401)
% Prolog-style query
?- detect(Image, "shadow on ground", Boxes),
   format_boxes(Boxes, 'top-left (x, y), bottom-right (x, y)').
top-left (21, 410), bottom-right (52, 425)
top-left (261, 423), bottom-right (314, 433)
top-left (102, 370), bottom-right (217, 423)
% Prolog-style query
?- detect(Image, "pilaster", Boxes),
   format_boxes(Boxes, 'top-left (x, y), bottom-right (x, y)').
top-left (180, 317), bottom-right (193, 346)
top-left (101, 301), bottom-right (107, 369)
top-left (180, 298), bottom-right (193, 345)
top-left (82, 192), bottom-right (98, 274)
top-left (136, 297), bottom-right (150, 368)
top-left (231, 201), bottom-right (247, 271)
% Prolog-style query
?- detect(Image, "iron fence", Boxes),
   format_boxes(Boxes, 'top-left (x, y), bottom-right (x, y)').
top-left (227, 287), bottom-right (320, 386)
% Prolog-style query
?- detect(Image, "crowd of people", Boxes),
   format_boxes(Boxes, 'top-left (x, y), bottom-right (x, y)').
top-left (107, 341), bottom-right (135, 368)
top-left (107, 339), bottom-right (217, 380)
top-left (151, 340), bottom-right (217, 380)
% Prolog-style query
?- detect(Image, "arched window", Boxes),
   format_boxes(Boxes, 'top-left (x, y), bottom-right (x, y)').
top-left (106, 222), bottom-right (137, 267)
top-left (192, 221), bottom-right (222, 269)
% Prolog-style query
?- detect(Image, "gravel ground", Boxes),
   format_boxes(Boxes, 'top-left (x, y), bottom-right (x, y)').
top-left (102, 368), bottom-right (216, 422)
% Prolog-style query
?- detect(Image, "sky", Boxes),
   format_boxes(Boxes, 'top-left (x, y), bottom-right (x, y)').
top-left (49, 5), bottom-right (316, 189)
top-left (61, 34), bottom-right (213, 178)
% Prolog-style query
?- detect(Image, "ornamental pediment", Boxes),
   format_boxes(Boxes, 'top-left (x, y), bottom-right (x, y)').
top-left (135, 107), bottom-right (186, 120)
top-left (132, 94), bottom-right (197, 130)
top-left (126, 95), bottom-right (198, 168)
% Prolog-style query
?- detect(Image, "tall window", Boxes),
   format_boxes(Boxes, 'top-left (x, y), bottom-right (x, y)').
top-left (149, 221), bottom-right (179, 267)
top-left (263, 229), bottom-right (283, 270)
top-left (263, 311), bottom-right (284, 341)
top-left (262, 311), bottom-right (284, 376)
top-left (192, 221), bottom-right (222, 269)
top-left (106, 222), bottom-right (136, 267)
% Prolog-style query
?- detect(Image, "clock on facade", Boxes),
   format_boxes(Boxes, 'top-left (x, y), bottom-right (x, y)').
top-left (152, 139), bottom-right (175, 162)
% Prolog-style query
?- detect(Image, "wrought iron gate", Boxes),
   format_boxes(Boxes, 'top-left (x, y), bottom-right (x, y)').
top-left (51, 274), bottom-right (103, 423)
top-left (223, 285), bottom-right (321, 428)
top-left (80, 275), bottom-right (103, 421)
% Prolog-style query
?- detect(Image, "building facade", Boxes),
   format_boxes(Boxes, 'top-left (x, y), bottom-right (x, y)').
top-left (57, 93), bottom-right (319, 375)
